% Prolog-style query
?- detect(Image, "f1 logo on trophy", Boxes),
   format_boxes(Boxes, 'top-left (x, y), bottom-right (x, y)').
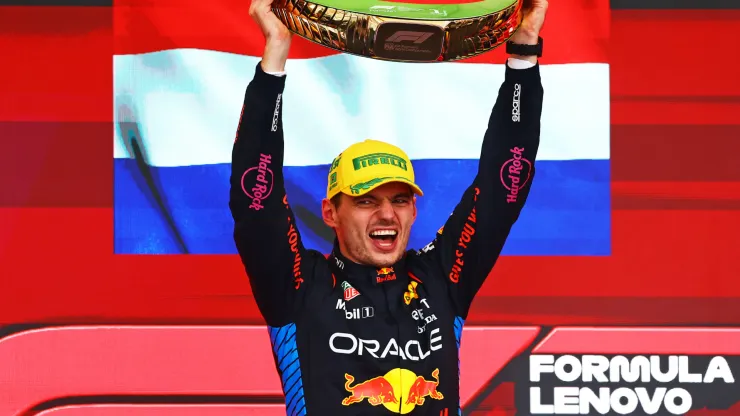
top-left (271, 0), bottom-right (525, 62)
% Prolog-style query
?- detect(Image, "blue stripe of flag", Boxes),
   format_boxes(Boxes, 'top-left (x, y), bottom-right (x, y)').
top-left (113, 159), bottom-right (610, 255)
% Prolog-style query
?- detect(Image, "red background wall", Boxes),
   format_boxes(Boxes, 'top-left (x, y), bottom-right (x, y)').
top-left (0, 1), bottom-right (738, 415)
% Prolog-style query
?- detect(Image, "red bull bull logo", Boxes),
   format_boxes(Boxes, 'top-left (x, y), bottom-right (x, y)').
top-left (342, 374), bottom-right (400, 407)
top-left (343, 368), bottom-right (443, 414)
top-left (376, 267), bottom-right (397, 283)
top-left (406, 368), bottom-right (444, 405)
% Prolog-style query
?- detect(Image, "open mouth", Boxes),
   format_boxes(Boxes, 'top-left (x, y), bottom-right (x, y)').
top-left (369, 229), bottom-right (398, 251)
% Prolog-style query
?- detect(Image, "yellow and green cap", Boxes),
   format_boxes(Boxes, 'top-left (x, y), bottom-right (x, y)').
top-left (326, 139), bottom-right (424, 200)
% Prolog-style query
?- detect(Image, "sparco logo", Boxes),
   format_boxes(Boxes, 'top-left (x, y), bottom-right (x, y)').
top-left (385, 31), bottom-right (433, 44)
top-left (241, 153), bottom-right (273, 210)
top-left (512, 83), bottom-right (522, 122)
top-left (271, 94), bottom-right (282, 132)
top-left (500, 147), bottom-right (532, 204)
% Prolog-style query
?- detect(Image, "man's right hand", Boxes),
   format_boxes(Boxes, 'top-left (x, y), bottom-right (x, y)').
top-left (249, 0), bottom-right (292, 73)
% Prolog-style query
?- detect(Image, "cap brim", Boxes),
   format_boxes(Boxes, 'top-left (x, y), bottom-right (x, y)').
top-left (342, 177), bottom-right (423, 198)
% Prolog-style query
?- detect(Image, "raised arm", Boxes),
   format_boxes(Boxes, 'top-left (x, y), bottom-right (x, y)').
top-left (418, 0), bottom-right (548, 318)
top-left (229, 0), bottom-right (308, 327)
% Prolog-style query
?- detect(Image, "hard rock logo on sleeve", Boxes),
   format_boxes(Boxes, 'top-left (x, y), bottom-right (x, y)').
top-left (242, 153), bottom-right (274, 210)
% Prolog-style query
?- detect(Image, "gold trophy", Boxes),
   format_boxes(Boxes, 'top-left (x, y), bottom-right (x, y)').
top-left (272, 0), bottom-right (523, 62)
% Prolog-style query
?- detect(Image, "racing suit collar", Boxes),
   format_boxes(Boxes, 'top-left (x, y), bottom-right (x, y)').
top-left (328, 240), bottom-right (405, 287)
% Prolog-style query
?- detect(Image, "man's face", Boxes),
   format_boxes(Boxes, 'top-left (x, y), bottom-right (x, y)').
top-left (322, 182), bottom-right (417, 268)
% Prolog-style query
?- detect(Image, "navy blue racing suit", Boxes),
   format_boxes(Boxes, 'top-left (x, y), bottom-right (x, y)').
top-left (229, 61), bottom-right (543, 415)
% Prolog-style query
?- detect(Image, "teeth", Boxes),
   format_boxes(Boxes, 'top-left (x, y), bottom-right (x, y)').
top-left (371, 230), bottom-right (397, 237)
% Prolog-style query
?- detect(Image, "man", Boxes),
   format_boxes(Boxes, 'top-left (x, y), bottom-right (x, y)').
top-left (230, 0), bottom-right (547, 413)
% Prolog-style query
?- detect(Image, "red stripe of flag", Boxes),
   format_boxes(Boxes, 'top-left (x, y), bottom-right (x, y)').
top-left (113, 0), bottom-right (608, 64)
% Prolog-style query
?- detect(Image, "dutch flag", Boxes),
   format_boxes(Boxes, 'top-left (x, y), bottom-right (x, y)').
top-left (113, 0), bottom-right (610, 255)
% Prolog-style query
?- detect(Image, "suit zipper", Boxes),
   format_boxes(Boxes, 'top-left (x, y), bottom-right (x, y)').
top-left (382, 283), bottom-right (403, 413)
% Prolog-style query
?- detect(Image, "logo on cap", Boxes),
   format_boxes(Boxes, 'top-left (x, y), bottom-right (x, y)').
top-left (352, 153), bottom-right (408, 171)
